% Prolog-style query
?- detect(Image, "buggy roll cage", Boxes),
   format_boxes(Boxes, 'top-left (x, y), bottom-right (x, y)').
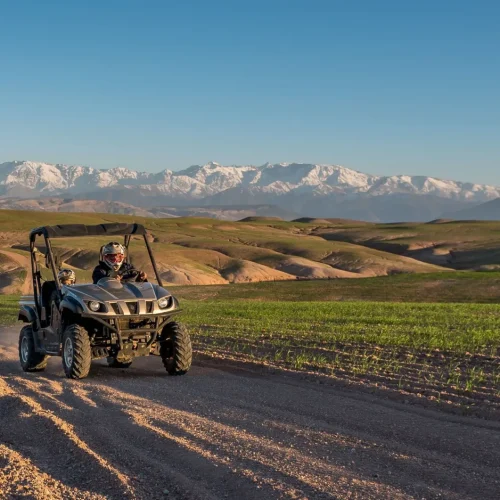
top-left (29, 223), bottom-right (164, 312)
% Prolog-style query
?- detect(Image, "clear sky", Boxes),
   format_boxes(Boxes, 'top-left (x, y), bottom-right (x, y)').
top-left (1, 0), bottom-right (499, 184)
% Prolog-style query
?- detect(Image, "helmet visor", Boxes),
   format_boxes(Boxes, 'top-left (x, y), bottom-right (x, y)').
top-left (104, 253), bottom-right (124, 264)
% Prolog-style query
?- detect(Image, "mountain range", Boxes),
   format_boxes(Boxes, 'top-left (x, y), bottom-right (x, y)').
top-left (0, 160), bottom-right (499, 222)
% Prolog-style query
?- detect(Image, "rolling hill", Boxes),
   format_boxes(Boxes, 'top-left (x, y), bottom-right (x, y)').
top-left (312, 219), bottom-right (500, 270)
top-left (0, 210), bottom-right (494, 294)
top-left (0, 210), bottom-right (458, 293)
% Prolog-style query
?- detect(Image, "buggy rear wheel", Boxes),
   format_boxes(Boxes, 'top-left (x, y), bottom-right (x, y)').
top-left (160, 322), bottom-right (192, 376)
top-left (19, 325), bottom-right (48, 372)
top-left (62, 324), bottom-right (91, 379)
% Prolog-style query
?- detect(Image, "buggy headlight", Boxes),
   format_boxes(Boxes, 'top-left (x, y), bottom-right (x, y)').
top-left (88, 301), bottom-right (101, 312)
top-left (157, 296), bottom-right (170, 309)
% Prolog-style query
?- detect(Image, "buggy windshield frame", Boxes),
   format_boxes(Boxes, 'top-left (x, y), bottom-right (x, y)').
top-left (29, 223), bottom-right (147, 241)
top-left (28, 223), bottom-right (163, 300)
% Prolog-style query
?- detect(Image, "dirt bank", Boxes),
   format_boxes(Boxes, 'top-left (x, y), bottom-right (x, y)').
top-left (0, 250), bottom-right (31, 295)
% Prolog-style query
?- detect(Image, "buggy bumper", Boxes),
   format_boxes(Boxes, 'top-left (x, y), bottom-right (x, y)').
top-left (81, 310), bottom-right (182, 351)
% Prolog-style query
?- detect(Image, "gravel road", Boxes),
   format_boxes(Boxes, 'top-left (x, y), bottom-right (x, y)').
top-left (1, 326), bottom-right (499, 499)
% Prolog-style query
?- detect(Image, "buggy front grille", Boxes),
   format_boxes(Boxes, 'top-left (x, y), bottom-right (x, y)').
top-left (108, 301), bottom-right (141, 315)
top-left (126, 302), bottom-right (138, 314)
top-left (106, 300), bottom-right (163, 315)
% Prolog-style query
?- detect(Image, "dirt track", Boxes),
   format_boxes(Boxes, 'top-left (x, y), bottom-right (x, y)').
top-left (1, 326), bottom-right (499, 499)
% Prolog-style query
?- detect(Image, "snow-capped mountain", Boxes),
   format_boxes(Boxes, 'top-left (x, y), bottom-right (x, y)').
top-left (0, 160), bottom-right (498, 221)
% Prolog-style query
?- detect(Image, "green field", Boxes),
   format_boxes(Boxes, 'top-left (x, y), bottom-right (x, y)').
top-left (172, 271), bottom-right (500, 303)
top-left (181, 299), bottom-right (500, 355)
top-left (181, 300), bottom-right (499, 406)
top-left (0, 295), bottom-right (20, 325)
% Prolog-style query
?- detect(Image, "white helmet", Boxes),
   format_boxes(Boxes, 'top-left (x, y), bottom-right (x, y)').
top-left (58, 268), bottom-right (76, 285)
top-left (101, 242), bottom-right (125, 271)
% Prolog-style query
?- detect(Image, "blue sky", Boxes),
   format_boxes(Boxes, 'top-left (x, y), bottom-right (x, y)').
top-left (1, 0), bottom-right (499, 183)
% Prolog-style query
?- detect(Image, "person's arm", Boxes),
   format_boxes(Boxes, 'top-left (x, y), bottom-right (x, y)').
top-left (92, 266), bottom-right (107, 284)
top-left (120, 264), bottom-right (147, 282)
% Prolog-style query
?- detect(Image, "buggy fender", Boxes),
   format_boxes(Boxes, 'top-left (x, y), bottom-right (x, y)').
top-left (18, 304), bottom-right (37, 323)
top-left (60, 296), bottom-right (84, 315)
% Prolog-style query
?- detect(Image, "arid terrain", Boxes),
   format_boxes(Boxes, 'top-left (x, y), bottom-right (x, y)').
top-left (1, 326), bottom-right (499, 500)
top-left (2, 210), bottom-right (500, 293)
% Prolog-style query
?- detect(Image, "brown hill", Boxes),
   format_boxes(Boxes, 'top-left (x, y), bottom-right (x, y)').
top-left (238, 216), bottom-right (284, 222)
top-left (0, 210), bottom-right (472, 292)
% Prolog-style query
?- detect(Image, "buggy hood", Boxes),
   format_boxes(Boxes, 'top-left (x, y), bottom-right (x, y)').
top-left (64, 280), bottom-right (165, 303)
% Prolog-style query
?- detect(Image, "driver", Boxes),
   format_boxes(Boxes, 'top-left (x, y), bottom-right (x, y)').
top-left (92, 242), bottom-right (147, 284)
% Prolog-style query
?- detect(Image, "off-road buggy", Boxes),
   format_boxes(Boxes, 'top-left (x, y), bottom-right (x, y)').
top-left (18, 223), bottom-right (192, 379)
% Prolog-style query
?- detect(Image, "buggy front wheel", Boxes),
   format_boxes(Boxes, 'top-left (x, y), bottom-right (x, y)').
top-left (160, 322), bottom-right (192, 376)
top-left (62, 324), bottom-right (91, 379)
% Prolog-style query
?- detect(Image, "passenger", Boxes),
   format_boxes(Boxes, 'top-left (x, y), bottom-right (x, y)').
top-left (48, 268), bottom-right (76, 323)
top-left (58, 268), bottom-right (76, 286)
top-left (92, 242), bottom-right (147, 284)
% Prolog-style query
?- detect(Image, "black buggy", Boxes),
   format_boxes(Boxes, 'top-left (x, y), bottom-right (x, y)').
top-left (18, 223), bottom-right (192, 379)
